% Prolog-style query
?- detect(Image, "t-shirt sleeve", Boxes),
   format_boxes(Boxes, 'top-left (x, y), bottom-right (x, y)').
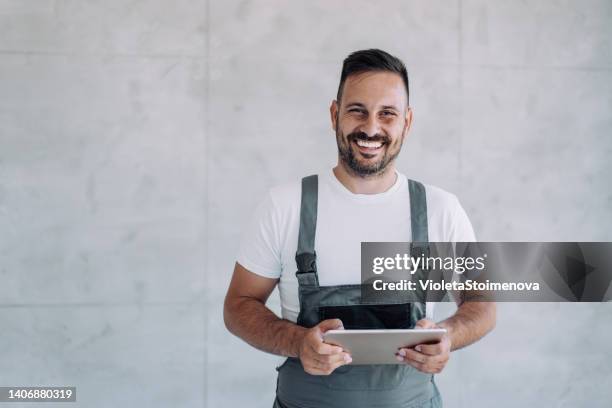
top-left (448, 195), bottom-right (477, 242)
top-left (446, 196), bottom-right (477, 306)
top-left (236, 191), bottom-right (283, 279)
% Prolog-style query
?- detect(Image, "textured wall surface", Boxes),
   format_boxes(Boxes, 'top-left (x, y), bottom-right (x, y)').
top-left (1, 1), bottom-right (611, 407)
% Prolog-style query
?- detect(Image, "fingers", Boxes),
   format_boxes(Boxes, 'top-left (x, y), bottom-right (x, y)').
top-left (307, 332), bottom-right (349, 363)
top-left (415, 319), bottom-right (437, 329)
top-left (317, 319), bottom-right (344, 332)
top-left (311, 350), bottom-right (352, 367)
top-left (315, 319), bottom-right (345, 354)
top-left (414, 334), bottom-right (451, 356)
top-left (401, 348), bottom-right (429, 364)
top-left (415, 342), bottom-right (443, 356)
top-left (300, 319), bottom-right (351, 375)
top-left (304, 349), bottom-right (352, 375)
top-left (328, 353), bottom-right (352, 372)
top-left (312, 338), bottom-right (344, 355)
top-left (410, 319), bottom-right (449, 372)
top-left (396, 347), bottom-right (449, 374)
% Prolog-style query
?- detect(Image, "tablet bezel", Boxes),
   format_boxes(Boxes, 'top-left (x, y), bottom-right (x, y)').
top-left (322, 328), bottom-right (447, 365)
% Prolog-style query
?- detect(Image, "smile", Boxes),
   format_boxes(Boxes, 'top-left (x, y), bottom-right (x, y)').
top-left (355, 139), bottom-right (384, 149)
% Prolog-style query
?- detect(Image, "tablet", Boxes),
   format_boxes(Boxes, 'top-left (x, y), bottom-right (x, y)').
top-left (322, 329), bottom-right (447, 365)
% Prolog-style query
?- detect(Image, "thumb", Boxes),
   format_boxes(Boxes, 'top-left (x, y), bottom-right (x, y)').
top-left (317, 319), bottom-right (344, 333)
top-left (415, 319), bottom-right (437, 329)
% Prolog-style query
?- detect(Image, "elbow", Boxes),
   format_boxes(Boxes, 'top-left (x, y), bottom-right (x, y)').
top-left (223, 295), bottom-right (237, 335)
top-left (487, 302), bottom-right (497, 333)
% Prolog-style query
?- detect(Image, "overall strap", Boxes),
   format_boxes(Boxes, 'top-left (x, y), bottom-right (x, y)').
top-left (409, 179), bottom-right (430, 311)
top-left (408, 179), bottom-right (429, 254)
top-left (295, 175), bottom-right (319, 286)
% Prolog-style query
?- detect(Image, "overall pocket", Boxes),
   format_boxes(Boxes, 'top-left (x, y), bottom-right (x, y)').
top-left (318, 303), bottom-right (413, 329)
top-left (316, 302), bottom-right (426, 391)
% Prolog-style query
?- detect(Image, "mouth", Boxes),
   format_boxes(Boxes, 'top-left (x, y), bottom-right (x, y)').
top-left (352, 139), bottom-right (385, 156)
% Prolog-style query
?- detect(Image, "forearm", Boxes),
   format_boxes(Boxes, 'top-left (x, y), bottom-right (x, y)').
top-left (438, 301), bottom-right (496, 351)
top-left (224, 296), bottom-right (307, 358)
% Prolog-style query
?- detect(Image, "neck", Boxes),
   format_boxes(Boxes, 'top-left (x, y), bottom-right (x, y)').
top-left (333, 162), bottom-right (398, 194)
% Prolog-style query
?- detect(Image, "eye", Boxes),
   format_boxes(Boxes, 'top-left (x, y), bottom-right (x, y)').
top-left (381, 110), bottom-right (396, 117)
top-left (348, 108), bottom-right (366, 114)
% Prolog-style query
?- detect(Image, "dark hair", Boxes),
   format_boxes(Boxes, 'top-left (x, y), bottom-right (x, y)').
top-left (336, 49), bottom-right (409, 106)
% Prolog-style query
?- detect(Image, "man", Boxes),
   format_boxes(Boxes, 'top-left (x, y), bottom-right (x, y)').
top-left (224, 49), bottom-right (496, 408)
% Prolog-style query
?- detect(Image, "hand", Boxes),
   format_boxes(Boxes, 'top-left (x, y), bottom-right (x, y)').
top-left (396, 319), bottom-right (451, 374)
top-left (298, 319), bottom-right (352, 375)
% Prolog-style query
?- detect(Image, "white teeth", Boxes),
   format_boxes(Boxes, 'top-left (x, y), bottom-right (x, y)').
top-left (356, 140), bottom-right (383, 148)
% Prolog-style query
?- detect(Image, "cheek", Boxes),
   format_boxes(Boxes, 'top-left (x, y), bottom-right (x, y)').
top-left (339, 114), bottom-right (365, 131)
top-left (340, 127), bottom-right (361, 142)
top-left (385, 125), bottom-right (405, 145)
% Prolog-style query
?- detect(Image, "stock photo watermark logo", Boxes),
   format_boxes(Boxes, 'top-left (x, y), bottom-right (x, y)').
top-left (361, 242), bottom-right (612, 302)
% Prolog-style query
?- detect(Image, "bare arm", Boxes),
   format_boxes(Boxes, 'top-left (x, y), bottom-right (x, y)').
top-left (223, 262), bottom-right (306, 357)
top-left (438, 297), bottom-right (496, 351)
top-left (223, 262), bottom-right (351, 374)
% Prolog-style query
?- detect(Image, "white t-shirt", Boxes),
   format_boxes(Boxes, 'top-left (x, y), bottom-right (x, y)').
top-left (237, 169), bottom-right (476, 323)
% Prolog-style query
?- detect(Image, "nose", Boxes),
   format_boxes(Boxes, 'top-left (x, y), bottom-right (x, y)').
top-left (360, 115), bottom-right (381, 137)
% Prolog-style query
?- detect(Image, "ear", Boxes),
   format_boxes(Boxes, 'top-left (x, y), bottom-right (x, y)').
top-left (402, 107), bottom-right (413, 141)
top-left (330, 100), bottom-right (339, 131)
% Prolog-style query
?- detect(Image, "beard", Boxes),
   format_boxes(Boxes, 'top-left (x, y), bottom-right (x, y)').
top-left (336, 129), bottom-right (403, 177)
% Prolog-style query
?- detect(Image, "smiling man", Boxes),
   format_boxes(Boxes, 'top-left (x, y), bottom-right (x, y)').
top-left (224, 49), bottom-right (496, 408)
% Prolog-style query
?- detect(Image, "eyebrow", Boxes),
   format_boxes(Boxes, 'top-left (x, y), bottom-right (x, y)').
top-left (381, 105), bottom-right (400, 111)
top-left (344, 102), bottom-right (400, 111)
top-left (345, 102), bottom-right (366, 109)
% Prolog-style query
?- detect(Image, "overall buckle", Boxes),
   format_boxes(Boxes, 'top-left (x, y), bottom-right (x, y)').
top-left (295, 252), bottom-right (317, 274)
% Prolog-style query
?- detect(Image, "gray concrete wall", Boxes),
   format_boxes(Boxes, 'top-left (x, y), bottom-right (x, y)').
top-left (1, 1), bottom-right (610, 407)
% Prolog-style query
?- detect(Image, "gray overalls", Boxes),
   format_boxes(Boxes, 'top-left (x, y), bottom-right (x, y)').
top-left (274, 175), bottom-right (442, 408)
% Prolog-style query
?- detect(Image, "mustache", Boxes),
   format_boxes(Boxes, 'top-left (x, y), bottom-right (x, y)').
top-left (347, 131), bottom-right (390, 144)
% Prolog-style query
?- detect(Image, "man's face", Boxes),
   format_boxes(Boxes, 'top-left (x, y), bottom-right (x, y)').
top-left (331, 71), bottom-right (412, 177)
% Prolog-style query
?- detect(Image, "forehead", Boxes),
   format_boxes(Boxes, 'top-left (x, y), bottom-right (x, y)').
top-left (341, 71), bottom-right (407, 108)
